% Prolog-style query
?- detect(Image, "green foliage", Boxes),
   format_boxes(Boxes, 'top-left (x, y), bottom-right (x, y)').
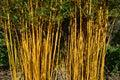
top-left (110, 29), bottom-right (120, 46)
top-left (105, 45), bottom-right (120, 72)
top-left (105, 0), bottom-right (120, 72)
top-left (109, 0), bottom-right (120, 22)
top-left (37, 1), bottom-right (75, 22)
top-left (0, 26), bottom-right (9, 66)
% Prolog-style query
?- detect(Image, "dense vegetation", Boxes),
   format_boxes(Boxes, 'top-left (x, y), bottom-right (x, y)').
top-left (0, 26), bottom-right (9, 67)
top-left (0, 0), bottom-right (120, 80)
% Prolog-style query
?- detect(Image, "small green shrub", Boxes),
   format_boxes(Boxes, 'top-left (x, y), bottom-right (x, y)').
top-left (105, 45), bottom-right (120, 72)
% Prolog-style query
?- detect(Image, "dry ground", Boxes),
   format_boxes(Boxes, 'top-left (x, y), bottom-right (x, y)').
top-left (0, 67), bottom-right (120, 80)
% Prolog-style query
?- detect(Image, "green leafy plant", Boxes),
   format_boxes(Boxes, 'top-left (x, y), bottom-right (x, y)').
top-left (0, 26), bottom-right (9, 67)
top-left (105, 45), bottom-right (120, 72)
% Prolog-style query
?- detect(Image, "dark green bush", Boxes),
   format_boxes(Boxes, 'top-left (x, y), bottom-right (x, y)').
top-left (0, 26), bottom-right (9, 67)
top-left (105, 45), bottom-right (120, 72)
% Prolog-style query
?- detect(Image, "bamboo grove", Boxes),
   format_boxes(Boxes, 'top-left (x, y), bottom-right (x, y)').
top-left (0, 0), bottom-right (109, 80)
